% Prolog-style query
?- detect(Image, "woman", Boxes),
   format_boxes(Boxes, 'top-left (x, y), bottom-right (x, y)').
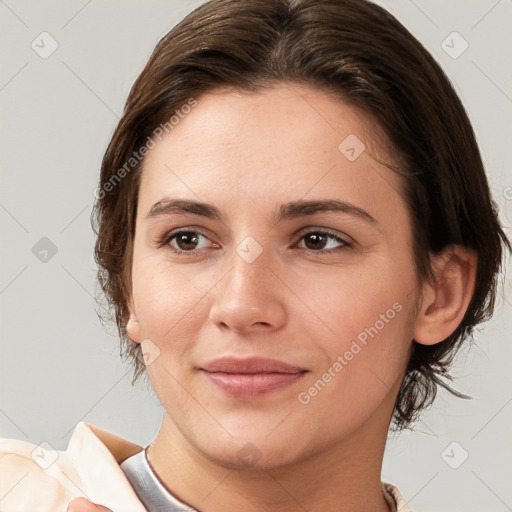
top-left (1, 0), bottom-right (509, 511)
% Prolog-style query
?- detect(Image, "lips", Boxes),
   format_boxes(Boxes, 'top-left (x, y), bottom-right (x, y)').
top-left (199, 357), bottom-right (307, 398)
top-left (200, 356), bottom-right (305, 374)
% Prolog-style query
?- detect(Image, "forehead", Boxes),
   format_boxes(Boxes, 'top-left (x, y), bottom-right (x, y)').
top-left (138, 82), bottom-right (405, 220)
top-left (153, 82), bottom-right (394, 160)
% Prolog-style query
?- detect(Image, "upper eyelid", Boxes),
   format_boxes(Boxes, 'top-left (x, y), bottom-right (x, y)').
top-left (295, 227), bottom-right (352, 243)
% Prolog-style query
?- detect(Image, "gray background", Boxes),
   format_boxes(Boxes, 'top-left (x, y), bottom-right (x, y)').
top-left (1, 1), bottom-right (511, 510)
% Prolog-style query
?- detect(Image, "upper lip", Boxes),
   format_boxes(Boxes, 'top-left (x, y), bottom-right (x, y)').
top-left (200, 357), bottom-right (306, 374)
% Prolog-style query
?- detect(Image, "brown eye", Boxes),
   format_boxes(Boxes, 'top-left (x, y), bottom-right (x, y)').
top-left (174, 232), bottom-right (201, 251)
top-left (162, 230), bottom-right (214, 254)
top-left (303, 233), bottom-right (328, 250)
top-left (297, 231), bottom-right (349, 253)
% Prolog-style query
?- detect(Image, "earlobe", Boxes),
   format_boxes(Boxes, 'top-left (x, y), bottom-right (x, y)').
top-left (413, 245), bottom-right (477, 346)
top-left (126, 297), bottom-right (142, 344)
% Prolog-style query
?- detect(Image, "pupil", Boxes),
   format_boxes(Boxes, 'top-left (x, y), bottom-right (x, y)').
top-left (178, 232), bottom-right (198, 250)
top-left (305, 233), bottom-right (326, 250)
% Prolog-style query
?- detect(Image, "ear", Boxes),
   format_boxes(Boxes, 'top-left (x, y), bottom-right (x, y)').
top-left (414, 245), bottom-right (477, 345)
top-left (126, 295), bottom-right (142, 344)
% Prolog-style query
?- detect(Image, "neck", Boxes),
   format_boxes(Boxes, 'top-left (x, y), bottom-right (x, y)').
top-left (147, 408), bottom-right (393, 512)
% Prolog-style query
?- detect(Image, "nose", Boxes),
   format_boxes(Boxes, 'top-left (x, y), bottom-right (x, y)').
top-left (208, 247), bottom-right (287, 335)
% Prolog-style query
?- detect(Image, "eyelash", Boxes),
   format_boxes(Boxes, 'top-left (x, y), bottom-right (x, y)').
top-left (156, 228), bottom-right (352, 256)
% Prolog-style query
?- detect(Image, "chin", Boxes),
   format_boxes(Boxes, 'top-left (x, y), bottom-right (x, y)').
top-left (203, 447), bottom-right (299, 471)
top-left (192, 431), bottom-right (311, 472)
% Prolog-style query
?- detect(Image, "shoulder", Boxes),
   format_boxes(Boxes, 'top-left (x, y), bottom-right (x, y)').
top-left (0, 435), bottom-right (83, 510)
top-left (0, 422), bottom-right (146, 512)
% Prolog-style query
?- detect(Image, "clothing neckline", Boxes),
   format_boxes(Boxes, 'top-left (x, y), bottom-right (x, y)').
top-left (120, 444), bottom-right (196, 511)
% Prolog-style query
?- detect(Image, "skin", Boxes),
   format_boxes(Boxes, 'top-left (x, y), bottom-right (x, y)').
top-left (68, 83), bottom-right (476, 512)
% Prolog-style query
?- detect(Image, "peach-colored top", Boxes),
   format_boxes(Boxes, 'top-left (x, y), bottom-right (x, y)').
top-left (0, 422), bottom-right (413, 511)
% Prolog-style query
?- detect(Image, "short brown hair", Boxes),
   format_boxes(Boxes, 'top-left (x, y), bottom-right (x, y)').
top-left (92, 0), bottom-right (510, 430)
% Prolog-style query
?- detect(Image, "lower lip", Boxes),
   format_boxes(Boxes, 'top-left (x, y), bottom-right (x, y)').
top-left (201, 371), bottom-right (306, 398)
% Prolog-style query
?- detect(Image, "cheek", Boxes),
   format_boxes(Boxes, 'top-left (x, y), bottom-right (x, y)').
top-left (297, 308), bottom-right (413, 436)
top-left (133, 257), bottom-right (207, 334)
top-left (132, 263), bottom-right (209, 404)
top-left (130, 256), bottom-right (226, 388)
top-left (295, 254), bottom-right (416, 347)
top-left (295, 258), bottom-right (416, 413)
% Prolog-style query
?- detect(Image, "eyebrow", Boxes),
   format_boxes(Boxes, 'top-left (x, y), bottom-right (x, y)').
top-left (146, 198), bottom-right (378, 225)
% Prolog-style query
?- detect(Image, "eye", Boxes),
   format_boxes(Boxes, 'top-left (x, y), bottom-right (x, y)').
top-left (296, 230), bottom-right (351, 254)
top-left (157, 228), bottom-right (351, 256)
top-left (159, 230), bottom-right (217, 254)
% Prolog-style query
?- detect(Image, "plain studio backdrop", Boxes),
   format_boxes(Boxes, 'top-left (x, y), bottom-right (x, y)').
top-left (0, 1), bottom-right (511, 510)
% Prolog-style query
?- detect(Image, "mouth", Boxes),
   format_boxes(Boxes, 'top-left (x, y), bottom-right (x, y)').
top-left (199, 356), bottom-right (308, 398)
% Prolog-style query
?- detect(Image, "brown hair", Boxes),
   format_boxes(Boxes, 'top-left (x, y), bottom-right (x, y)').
top-left (92, 0), bottom-right (510, 430)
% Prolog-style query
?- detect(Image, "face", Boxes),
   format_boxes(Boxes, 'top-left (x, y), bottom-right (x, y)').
top-left (127, 83), bottom-right (421, 469)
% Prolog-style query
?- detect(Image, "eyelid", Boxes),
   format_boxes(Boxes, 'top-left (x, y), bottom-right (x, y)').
top-left (295, 226), bottom-right (353, 244)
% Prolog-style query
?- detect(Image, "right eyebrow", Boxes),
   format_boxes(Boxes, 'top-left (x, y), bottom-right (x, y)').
top-left (147, 198), bottom-right (224, 221)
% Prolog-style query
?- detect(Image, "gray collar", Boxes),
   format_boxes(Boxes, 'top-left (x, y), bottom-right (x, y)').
top-left (120, 447), bottom-right (197, 512)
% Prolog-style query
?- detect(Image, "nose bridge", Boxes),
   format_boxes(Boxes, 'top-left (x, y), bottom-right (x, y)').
top-left (209, 234), bottom-right (287, 331)
top-left (234, 245), bottom-right (267, 290)
top-left (226, 236), bottom-right (274, 305)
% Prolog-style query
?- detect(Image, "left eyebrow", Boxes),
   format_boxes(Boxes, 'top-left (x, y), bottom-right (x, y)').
top-left (146, 198), bottom-right (377, 226)
top-left (274, 199), bottom-right (378, 226)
